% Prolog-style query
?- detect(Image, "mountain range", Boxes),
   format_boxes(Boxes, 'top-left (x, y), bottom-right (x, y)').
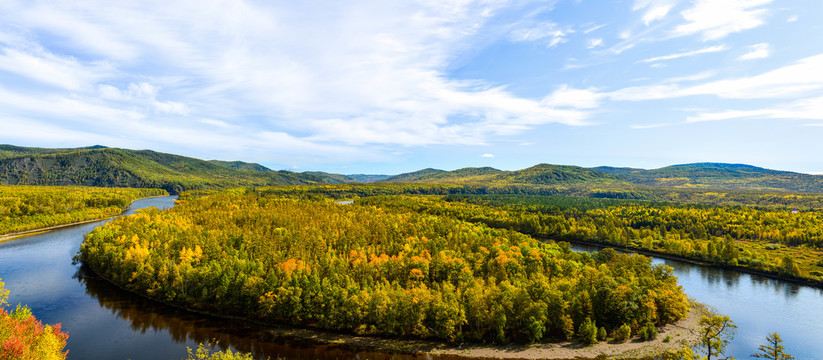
top-left (2, 144), bottom-right (823, 194)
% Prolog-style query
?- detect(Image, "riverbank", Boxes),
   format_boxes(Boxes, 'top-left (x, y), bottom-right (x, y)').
top-left (0, 194), bottom-right (173, 244)
top-left (0, 217), bottom-right (110, 243)
top-left (85, 257), bottom-right (704, 360)
top-left (429, 301), bottom-right (705, 359)
top-left (546, 236), bottom-right (823, 289)
top-left (211, 300), bottom-right (706, 360)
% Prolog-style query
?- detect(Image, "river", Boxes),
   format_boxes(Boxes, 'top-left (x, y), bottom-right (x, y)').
top-left (0, 196), bottom-right (820, 359)
top-left (570, 243), bottom-right (823, 359)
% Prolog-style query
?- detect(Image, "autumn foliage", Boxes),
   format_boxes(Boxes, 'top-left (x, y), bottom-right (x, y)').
top-left (80, 189), bottom-right (688, 343)
top-left (0, 185), bottom-right (166, 235)
top-left (0, 280), bottom-right (68, 360)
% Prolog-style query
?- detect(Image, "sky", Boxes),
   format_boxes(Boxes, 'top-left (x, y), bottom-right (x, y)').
top-left (1, 0), bottom-right (822, 175)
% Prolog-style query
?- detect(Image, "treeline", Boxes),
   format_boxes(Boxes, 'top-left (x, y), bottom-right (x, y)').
top-left (0, 185), bottom-right (167, 235)
top-left (253, 183), bottom-right (823, 210)
top-left (361, 194), bottom-right (823, 283)
top-left (80, 189), bottom-right (688, 344)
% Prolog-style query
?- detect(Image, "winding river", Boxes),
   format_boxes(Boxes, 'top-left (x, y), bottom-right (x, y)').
top-left (1, 196), bottom-right (821, 359)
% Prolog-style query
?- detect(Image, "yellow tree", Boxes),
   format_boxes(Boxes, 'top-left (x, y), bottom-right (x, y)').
top-left (751, 332), bottom-right (794, 360)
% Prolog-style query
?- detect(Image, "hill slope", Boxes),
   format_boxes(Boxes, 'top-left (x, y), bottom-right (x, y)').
top-left (592, 163), bottom-right (823, 193)
top-left (208, 160), bottom-right (273, 172)
top-left (383, 164), bottom-right (625, 186)
top-left (0, 146), bottom-right (319, 193)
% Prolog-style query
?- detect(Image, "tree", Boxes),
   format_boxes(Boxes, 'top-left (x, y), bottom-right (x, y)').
top-left (751, 332), bottom-right (794, 360)
top-left (697, 315), bottom-right (736, 360)
top-left (577, 317), bottom-right (598, 345)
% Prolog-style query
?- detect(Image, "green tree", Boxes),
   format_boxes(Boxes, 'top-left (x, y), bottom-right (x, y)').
top-left (613, 323), bottom-right (632, 342)
top-left (751, 332), bottom-right (794, 360)
top-left (697, 315), bottom-right (736, 360)
top-left (577, 317), bottom-right (598, 346)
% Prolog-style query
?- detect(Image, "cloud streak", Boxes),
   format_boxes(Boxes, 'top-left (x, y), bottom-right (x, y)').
top-left (638, 45), bottom-right (728, 63)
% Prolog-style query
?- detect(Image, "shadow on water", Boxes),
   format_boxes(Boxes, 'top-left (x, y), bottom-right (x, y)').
top-left (73, 265), bottom-right (469, 360)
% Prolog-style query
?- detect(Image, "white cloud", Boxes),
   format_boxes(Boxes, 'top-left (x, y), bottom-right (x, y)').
top-left (686, 96), bottom-right (823, 123)
top-left (611, 53), bottom-right (823, 101)
top-left (0, 46), bottom-right (111, 91)
top-left (509, 22), bottom-right (572, 47)
top-left (633, 0), bottom-right (679, 25)
top-left (639, 45), bottom-right (728, 63)
top-left (674, 0), bottom-right (772, 40)
top-left (787, 15), bottom-right (798, 22)
top-left (0, 0), bottom-right (596, 159)
top-left (583, 24), bottom-right (606, 34)
top-left (587, 38), bottom-right (604, 49)
top-left (738, 43), bottom-right (770, 60)
top-left (481, 153), bottom-right (495, 158)
top-left (543, 85), bottom-right (603, 109)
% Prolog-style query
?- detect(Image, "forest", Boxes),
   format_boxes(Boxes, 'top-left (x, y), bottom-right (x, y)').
top-left (362, 194), bottom-right (823, 284)
top-left (79, 188), bottom-right (689, 344)
top-left (0, 185), bottom-right (167, 236)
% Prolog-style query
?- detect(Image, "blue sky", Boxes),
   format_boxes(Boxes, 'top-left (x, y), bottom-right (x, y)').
top-left (1, 0), bottom-right (822, 175)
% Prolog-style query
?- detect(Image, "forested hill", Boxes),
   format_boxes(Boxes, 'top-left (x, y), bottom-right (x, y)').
top-left (0, 146), bottom-right (320, 193)
top-left (207, 160), bottom-right (272, 172)
top-left (382, 164), bottom-right (626, 186)
top-left (0, 144), bottom-right (108, 158)
top-left (592, 163), bottom-right (823, 193)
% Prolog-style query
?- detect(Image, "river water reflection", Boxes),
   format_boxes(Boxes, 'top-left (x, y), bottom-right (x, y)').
top-left (571, 243), bottom-right (823, 359)
top-left (1, 196), bottom-right (821, 359)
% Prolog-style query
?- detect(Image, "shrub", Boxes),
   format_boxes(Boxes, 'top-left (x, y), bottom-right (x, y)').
top-left (597, 327), bottom-right (607, 341)
top-left (577, 317), bottom-right (598, 346)
top-left (638, 322), bottom-right (657, 341)
top-left (612, 323), bottom-right (632, 342)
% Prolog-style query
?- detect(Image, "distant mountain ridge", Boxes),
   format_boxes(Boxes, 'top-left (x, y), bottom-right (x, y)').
top-left (383, 164), bottom-right (625, 185)
top-left (208, 160), bottom-right (273, 172)
top-left (0, 146), bottom-right (319, 193)
top-left (5, 145), bottom-right (823, 194)
top-left (591, 162), bottom-right (823, 193)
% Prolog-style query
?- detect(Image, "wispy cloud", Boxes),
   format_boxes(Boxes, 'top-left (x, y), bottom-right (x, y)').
top-left (633, 0), bottom-right (679, 25)
top-left (639, 45), bottom-right (728, 63)
top-left (481, 153), bottom-right (495, 158)
top-left (543, 85), bottom-right (603, 109)
top-left (687, 96), bottom-right (823, 123)
top-left (612, 53), bottom-right (823, 100)
top-left (674, 0), bottom-right (772, 40)
top-left (0, 0), bottom-right (593, 162)
top-left (583, 24), bottom-right (607, 34)
top-left (508, 21), bottom-right (572, 47)
top-left (587, 38), bottom-right (604, 49)
top-left (738, 43), bottom-right (770, 60)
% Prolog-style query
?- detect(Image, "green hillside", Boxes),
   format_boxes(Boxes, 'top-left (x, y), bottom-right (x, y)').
top-left (208, 160), bottom-right (272, 172)
top-left (592, 163), bottom-right (823, 193)
top-left (345, 174), bottom-right (391, 183)
top-left (383, 164), bottom-right (625, 186)
top-left (381, 168), bottom-right (445, 182)
top-left (0, 144), bottom-right (108, 158)
top-left (302, 171), bottom-right (358, 184)
top-left (0, 146), bottom-right (319, 193)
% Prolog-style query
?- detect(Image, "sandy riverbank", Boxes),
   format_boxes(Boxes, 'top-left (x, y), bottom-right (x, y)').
top-left (429, 301), bottom-right (705, 359)
top-left (0, 217), bottom-right (110, 243)
top-left (245, 301), bottom-right (706, 359)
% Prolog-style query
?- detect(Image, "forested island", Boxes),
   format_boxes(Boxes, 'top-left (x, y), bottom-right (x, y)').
top-left (79, 188), bottom-right (689, 345)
